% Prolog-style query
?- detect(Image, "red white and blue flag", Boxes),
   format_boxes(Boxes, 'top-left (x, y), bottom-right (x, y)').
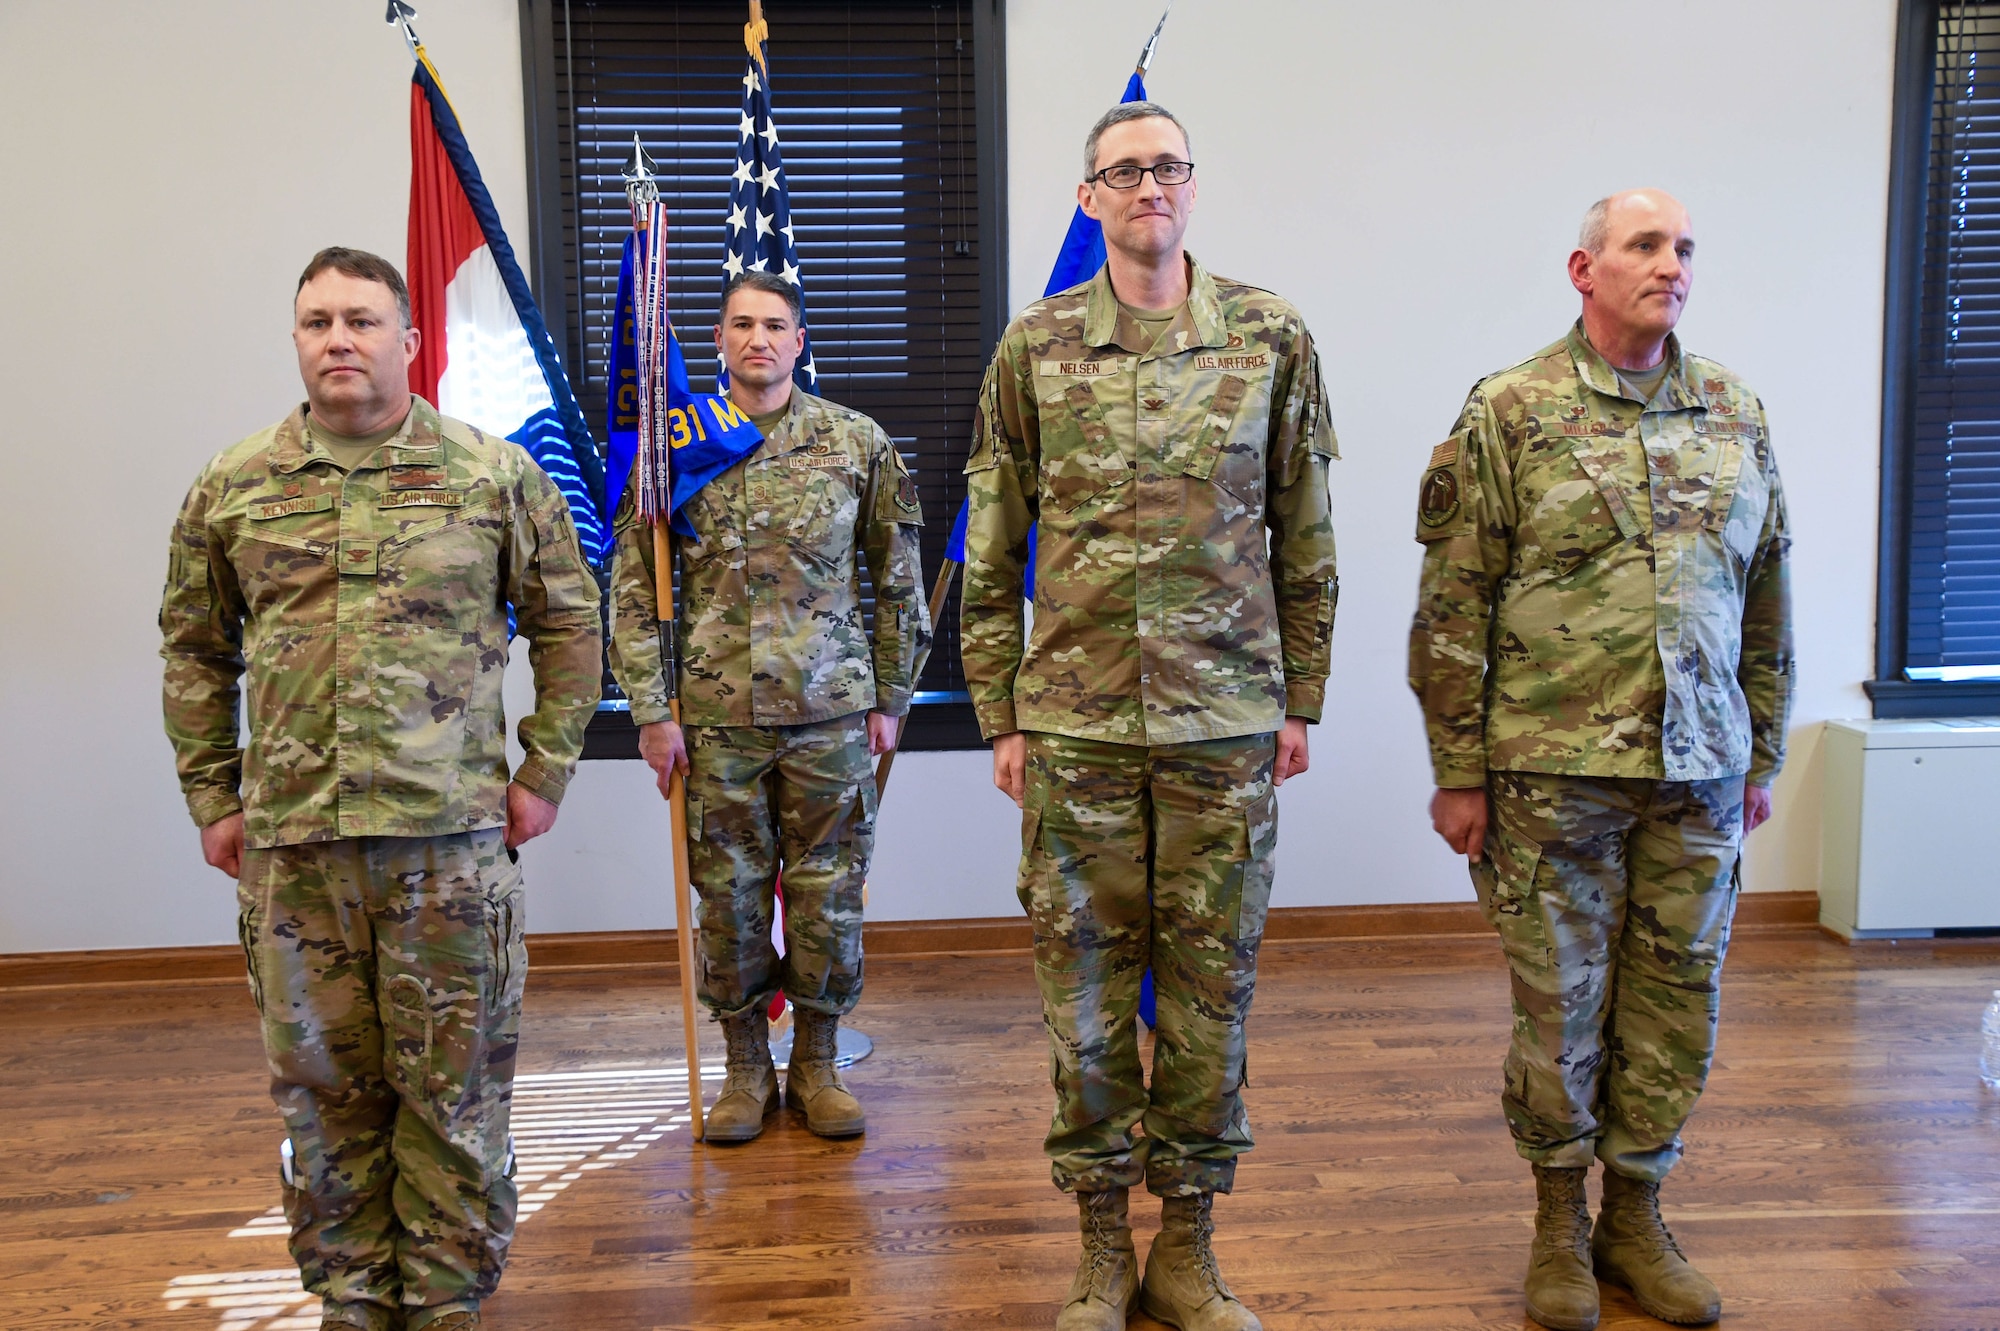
top-left (722, 37), bottom-right (815, 392)
top-left (407, 51), bottom-right (607, 559)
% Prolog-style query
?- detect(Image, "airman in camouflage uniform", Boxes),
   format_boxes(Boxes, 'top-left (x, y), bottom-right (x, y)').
top-left (609, 272), bottom-right (928, 1143)
top-left (1409, 191), bottom-right (1793, 1331)
top-left (160, 250), bottom-right (602, 1331)
top-left (962, 104), bottom-right (1336, 1331)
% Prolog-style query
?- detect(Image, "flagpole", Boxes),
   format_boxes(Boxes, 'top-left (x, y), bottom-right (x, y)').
top-left (875, 558), bottom-right (960, 800)
top-left (626, 141), bottom-right (707, 1142)
top-left (654, 525), bottom-right (705, 1142)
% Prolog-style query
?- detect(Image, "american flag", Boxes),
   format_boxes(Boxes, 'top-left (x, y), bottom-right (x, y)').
top-left (722, 44), bottom-right (816, 392)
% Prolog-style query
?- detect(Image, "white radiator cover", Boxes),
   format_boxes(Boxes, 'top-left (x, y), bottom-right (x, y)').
top-left (1820, 719), bottom-right (2000, 938)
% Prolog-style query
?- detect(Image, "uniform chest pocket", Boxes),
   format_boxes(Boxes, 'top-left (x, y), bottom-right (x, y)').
top-left (1522, 445), bottom-right (1642, 578)
top-left (679, 486), bottom-right (737, 570)
top-left (1709, 439), bottom-right (1768, 568)
top-left (1042, 381), bottom-right (1131, 513)
top-left (232, 520), bottom-right (336, 611)
top-left (782, 462), bottom-right (861, 569)
top-left (1176, 373), bottom-right (1266, 506)
top-left (375, 494), bottom-right (502, 614)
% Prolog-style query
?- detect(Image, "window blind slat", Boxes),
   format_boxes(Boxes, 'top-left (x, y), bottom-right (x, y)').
top-left (1908, 2), bottom-right (2000, 668)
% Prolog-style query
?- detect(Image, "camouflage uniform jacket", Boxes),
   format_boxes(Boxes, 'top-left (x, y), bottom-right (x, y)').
top-left (960, 256), bottom-right (1340, 745)
top-left (160, 398), bottom-right (603, 848)
top-left (1408, 324), bottom-right (1794, 789)
top-left (607, 390), bottom-right (929, 727)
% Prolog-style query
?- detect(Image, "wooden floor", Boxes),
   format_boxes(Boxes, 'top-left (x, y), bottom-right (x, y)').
top-left (5, 929), bottom-right (2000, 1331)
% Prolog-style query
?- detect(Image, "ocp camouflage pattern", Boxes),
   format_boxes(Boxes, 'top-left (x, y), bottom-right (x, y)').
top-left (1408, 324), bottom-right (1794, 789)
top-left (683, 716), bottom-right (875, 1020)
top-left (1019, 731), bottom-right (1276, 1196)
top-left (159, 399), bottom-right (603, 847)
top-left (1474, 771), bottom-right (1742, 1182)
top-left (609, 390), bottom-right (929, 727)
top-left (960, 257), bottom-right (1339, 745)
top-left (241, 829), bottom-right (525, 1318)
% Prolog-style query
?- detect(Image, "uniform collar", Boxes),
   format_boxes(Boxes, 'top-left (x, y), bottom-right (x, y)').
top-left (1082, 253), bottom-right (1231, 355)
top-left (272, 395), bottom-right (438, 474)
top-left (1565, 321), bottom-right (1701, 411)
top-left (748, 389), bottom-right (819, 460)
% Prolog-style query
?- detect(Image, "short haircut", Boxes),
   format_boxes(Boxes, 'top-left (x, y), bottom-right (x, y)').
top-left (1578, 197), bottom-right (1613, 255)
top-left (1083, 101), bottom-right (1192, 180)
top-left (296, 247), bottom-right (412, 328)
top-left (721, 271), bottom-right (804, 325)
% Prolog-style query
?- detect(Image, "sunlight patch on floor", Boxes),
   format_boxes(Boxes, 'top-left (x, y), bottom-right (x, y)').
top-left (163, 1063), bottom-right (723, 1329)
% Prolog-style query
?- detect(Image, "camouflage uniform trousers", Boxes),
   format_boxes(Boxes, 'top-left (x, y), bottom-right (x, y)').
top-left (237, 829), bottom-right (526, 1327)
top-left (686, 715), bottom-right (877, 1020)
top-left (1472, 771), bottom-right (1744, 1183)
top-left (1019, 731), bottom-right (1277, 1198)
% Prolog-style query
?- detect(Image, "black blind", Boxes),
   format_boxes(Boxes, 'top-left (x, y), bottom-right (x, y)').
top-left (550, 0), bottom-right (982, 705)
top-left (1910, 2), bottom-right (2000, 674)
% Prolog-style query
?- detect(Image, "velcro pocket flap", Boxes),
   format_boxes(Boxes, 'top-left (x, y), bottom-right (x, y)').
top-left (1179, 374), bottom-right (1250, 481)
top-left (1567, 446), bottom-right (1645, 540)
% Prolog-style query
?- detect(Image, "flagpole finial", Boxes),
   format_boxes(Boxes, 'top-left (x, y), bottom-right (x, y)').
top-left (386, 1), bottom-right (421, 57)
top-left (745, 0), bottom-right (769, 74)
top-left (1137, 1), bottom-right (1173, 75)
top-left (624, 134), bottom-right (661, 211)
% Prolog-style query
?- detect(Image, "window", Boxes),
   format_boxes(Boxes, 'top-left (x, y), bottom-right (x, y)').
top-left (1878, 0), bottom-right (2000, 716)
top-left (520, 0), bottom-right (1007, 751)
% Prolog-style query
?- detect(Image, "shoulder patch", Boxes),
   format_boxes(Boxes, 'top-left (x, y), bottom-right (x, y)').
top-left (1418, 465), bottom-right (1461, 530)
top-left (1415, 431), bottom-right (1473, 543)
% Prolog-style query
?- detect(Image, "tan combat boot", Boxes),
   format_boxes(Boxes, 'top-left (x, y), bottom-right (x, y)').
top-left (1592, 1169), bottom-right (1721, 1325)
top-left (1524, 1165), bottom-right (1599, 1331)
top-left (785, 1008), bottom-right (865, 1137)
top-left (1138, 1192), bottom-right (1261, 1331)
top-left (410, 1313), bottom-right (477, 1331)
top-left (1057, 1188), bottom-right (1138, 1330)
top-left (705, 1007), bottom-right (780, 1143)
top-left (319, 1300), bottom-right (401, 1331)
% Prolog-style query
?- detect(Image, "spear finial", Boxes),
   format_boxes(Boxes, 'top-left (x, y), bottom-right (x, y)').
top-left (385, 1), bottom-right (421, 57)
top-left (1137, 1), bottom-right (1173, 76)
top-left (624, 134), bottom-right (659, 191)
top-left (624, 134), bottom-right (660, 225)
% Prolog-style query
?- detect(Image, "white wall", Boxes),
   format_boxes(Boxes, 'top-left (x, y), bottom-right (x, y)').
top-left (0, 0), bottom-right (534, 949)
top-left (995, 0), bottom-right (1893, 909)
top-left (0, 0), bottom-right (1895, 951)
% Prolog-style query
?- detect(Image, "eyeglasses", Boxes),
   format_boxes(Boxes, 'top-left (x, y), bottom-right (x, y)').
top-left (1088, 161), bottom-right (1195, 189)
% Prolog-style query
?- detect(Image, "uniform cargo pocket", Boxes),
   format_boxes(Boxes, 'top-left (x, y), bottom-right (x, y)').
top-left (1015, 806), bottom-right (1043, 916)
top-left (1472, 817), bottom-right (1551, 970)
top-left (382, 972), bottom-right (435, 1098)
top-left (1237, 785), bottom-right (1278, 939)
top-left (488, 859), bottom-right (528, 1011)
top-left (236, 894), bottom-right (266, 1016)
